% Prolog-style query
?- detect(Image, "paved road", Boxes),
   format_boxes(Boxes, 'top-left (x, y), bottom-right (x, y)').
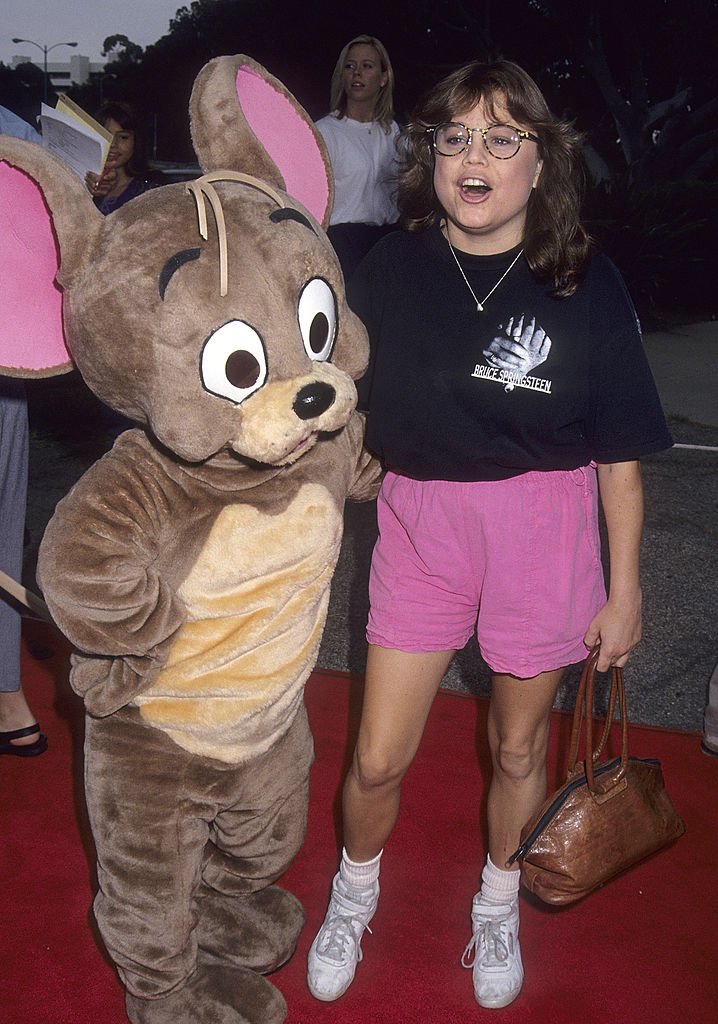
top-left (642, 322), bottom-right (717, 427)
top-left (22, 324), bottom-right (717, 732)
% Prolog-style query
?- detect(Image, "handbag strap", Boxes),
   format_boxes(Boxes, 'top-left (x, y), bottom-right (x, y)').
top-left (566, 646), bottom-right (598, 768)
top-left (567, 645), bottom-right (629, 795)
top-left (567, 646), bottom-right (619, 766)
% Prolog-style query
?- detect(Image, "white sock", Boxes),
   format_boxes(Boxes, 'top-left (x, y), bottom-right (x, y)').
top-left (479, 853), bottom-right (520, 905)
top-left (339, 847), bottom-right (382, 889)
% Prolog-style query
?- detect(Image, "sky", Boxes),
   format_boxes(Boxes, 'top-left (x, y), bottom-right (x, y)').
top-left (1, 0), bottom-right (183, 68)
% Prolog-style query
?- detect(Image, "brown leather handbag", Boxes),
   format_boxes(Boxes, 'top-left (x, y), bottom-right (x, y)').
top-left (508, 645), bottom-right (685, 905)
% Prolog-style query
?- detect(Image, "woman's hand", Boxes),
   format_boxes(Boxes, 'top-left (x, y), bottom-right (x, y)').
top-left (85, 167), bottom-right (116, 198)
top-left (586, 460), bottom-right (645, 672)
top-left (584, 589), bottom-right (643, 671)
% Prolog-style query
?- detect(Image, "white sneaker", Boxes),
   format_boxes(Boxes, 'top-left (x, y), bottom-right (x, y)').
top-left (307, 872), bottom-right (379, 1001)
top-left (461, 894), bottom-right (524, 1009)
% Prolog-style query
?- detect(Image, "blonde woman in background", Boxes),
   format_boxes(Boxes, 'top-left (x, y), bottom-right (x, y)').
top-left (316, 35), bottom-right (401, 277)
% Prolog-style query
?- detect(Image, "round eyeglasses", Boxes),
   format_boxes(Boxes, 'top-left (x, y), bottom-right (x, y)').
top-left (427, 122), bottom-right (539, 160)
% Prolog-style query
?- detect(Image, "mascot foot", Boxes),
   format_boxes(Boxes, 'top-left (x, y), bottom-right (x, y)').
top-left (125, 962), bottom-right (287, 1024)
top-left (196, 884), bottom-right (305, 973)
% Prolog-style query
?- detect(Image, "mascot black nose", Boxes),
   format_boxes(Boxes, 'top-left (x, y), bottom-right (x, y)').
top-left (293, 382), bottom-right (336, 421)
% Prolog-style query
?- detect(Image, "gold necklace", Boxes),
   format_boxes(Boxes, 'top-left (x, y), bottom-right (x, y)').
top-left (444, 232), bottom-right (524, 313)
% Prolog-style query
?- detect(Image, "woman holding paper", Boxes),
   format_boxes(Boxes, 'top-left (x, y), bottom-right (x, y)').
top-left (86, 101), bottom-right (156, 214)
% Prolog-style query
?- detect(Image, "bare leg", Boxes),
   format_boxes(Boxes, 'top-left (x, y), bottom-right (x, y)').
top-left (461, 669), bottom-right (565, 1009)
top-left (307, 645), bottom-right (456, 1001)
top-left (486, 668), bottom-right (565, 869)
top-left (343, 645), bottom-right (456, 862)
top-left (0, 685), bottom-right (42, 747)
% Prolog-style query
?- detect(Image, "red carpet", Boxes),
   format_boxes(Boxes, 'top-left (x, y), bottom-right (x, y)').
top-left (2, 620), bottom-right (717, 1023)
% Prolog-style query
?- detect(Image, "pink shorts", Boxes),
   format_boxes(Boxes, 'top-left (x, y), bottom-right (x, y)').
top-left (367, 468), bottom-right (607, 678)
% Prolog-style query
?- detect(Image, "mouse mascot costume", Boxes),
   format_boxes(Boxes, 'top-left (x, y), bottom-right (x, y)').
top-left (0, 55), bottom-right (382, 1023)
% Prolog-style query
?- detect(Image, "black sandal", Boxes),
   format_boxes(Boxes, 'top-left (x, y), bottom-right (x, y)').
top-left (0, 723), bottom-right (48, 757)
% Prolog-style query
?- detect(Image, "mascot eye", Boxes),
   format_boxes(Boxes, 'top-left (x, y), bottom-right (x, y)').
top-left (298, 278), bottom-right (337, 362)
top-left (201, 321), bottom-right (268, 404)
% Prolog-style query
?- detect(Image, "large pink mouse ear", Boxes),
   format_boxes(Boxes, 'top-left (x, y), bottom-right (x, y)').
top-left (0, 161), bottom-right (71, 377)
top-left (235, 63), bottom-right (332, 226)
top-left (189, 54), bottom-right (334, 228)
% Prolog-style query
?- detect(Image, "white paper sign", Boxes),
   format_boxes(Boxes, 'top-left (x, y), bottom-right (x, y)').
top-left (39, 102), bottom-right (108, 179)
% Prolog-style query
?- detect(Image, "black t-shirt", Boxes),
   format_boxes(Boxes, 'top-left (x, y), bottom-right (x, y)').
top-left (352, 226), bottom-right (672, 481)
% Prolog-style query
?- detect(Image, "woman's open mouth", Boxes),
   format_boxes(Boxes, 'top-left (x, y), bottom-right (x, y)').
top-left (461, 177), bottom-right (491, 197)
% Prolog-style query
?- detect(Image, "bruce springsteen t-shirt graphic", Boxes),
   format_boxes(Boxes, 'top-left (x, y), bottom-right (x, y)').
top-left (472, 313), bottom-right (553, 394)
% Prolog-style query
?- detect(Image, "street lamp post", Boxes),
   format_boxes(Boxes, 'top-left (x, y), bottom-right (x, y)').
top-left (11, 38), bottom-right (78, 105)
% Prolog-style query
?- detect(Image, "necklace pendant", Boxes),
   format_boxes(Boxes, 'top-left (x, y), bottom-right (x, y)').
top-left (444, 225), bottom-right (523, 315)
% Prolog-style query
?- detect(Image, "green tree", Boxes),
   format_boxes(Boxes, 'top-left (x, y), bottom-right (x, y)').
top-left (531, 0), bottom-right (718, 184)
top-left (0, 60), bottom-right (45, 125)
top-left (102, 35), bottom-right (145, 66)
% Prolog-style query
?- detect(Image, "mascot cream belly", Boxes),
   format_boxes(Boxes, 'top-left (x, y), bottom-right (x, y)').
top-left (0, 55), bottom-right (381, 1024)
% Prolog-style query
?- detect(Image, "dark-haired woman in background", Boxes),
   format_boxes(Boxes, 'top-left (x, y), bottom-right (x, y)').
top-left (86, 100), bottom-right (155, 214)
top-left (307, 59), bottom-right (672, 1009)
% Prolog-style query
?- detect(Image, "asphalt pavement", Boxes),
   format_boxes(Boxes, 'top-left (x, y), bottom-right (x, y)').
top-left (22, 323), bottom-right (717, 733)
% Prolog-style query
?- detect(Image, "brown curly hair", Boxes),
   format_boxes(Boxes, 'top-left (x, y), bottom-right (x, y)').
top-left (398, 60), bottom-right (592, 296)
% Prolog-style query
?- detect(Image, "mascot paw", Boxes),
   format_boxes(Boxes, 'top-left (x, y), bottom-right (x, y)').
top-left (196, 884), bottom-right (305, 973)
top-left (125, 962), bottom-right (287, 1024)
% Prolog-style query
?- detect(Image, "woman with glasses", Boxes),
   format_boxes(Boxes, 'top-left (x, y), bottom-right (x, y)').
top-left (307, 60), bottom-right (671, 1009)
top-left (316, 35), bottom-right (400, 278)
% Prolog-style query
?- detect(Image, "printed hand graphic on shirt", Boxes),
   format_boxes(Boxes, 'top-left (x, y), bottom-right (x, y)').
top-left (483, 315), bottom-right (552, 391)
